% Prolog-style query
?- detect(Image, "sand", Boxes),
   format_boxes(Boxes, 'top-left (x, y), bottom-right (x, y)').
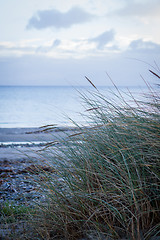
top-left (0, 126), bottom-right (78, 143)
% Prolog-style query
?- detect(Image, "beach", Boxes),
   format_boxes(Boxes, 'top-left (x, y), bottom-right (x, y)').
top-left (0, 126), bottom-right (80, 238)
top-left (0, 126), bottom-right (79, 204)
top-left (0, 127), bottom-right (75, 239)
top-left (0, 126), bottom-right (78, 145)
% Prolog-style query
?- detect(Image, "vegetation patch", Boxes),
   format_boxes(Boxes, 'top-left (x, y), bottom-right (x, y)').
top-left (31, 69), bottom-right (160, 239)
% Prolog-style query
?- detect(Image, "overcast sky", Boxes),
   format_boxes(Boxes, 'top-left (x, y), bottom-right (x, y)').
top-left (0, 0), bottom-right (160, 86)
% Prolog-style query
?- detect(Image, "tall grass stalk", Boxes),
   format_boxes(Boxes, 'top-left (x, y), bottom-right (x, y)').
top-left (33, 71), bottom-right (160, 240)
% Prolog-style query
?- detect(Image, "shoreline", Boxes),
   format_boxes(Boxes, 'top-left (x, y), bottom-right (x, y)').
top-left (0, 126), bottom-right (74, 209)
top-left (0, 126), bottom-right (79, 145)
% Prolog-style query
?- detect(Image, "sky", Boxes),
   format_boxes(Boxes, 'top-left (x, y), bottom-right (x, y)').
top-left (0, 0), bottom-right (160, 86)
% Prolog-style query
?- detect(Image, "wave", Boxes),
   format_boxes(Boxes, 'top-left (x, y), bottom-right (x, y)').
top-left (0, 141), bottom-right (50, 148)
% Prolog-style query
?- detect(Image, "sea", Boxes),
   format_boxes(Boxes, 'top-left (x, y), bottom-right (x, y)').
top-left (0, 85), bottom-right (152, 129)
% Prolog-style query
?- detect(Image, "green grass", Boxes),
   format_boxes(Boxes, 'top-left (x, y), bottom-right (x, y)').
top-left (31, 70), bottom-right (160, 239)
top-left (0, 201), bottom-right (30, 223)
top-left (0, 201), bottom-right (40, 239)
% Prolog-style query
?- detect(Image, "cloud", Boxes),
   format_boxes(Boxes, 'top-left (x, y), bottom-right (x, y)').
top-left (36, 39), bottom-right (61, 53)
top-left (0, 54), bottom-right (158, 87)
top-left (129, 39), bottom-right (160, 53)
top-left (1, 37), bottom-right (159, 61)
top-left (0, 34), bottom-right (117, 58)
top-left (89, 30), bottom-right (115, 49)
top-left (52, 39), bottom-right (61, 48)
top-left (0, 42), bottom-right (36, 56)
top-left (26, 7), bottom-right (94, 30)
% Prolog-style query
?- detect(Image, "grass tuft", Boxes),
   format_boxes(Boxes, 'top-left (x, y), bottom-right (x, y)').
top-left (32, 69), bottom-right (160, 240)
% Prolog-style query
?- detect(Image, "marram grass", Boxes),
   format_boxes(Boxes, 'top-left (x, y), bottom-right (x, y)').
top-left (33, 71), bottom-right (160, 240)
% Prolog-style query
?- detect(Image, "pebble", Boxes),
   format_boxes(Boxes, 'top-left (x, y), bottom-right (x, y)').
top-left (0, 148), bottom-right (62, 207)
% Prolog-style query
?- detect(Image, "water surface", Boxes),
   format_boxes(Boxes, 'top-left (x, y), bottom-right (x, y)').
top-left (0, 86), bottom-right (149, 128)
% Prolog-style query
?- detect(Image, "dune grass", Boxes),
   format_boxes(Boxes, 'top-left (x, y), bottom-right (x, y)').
top-left (32, 70), bottom-right (160, 240)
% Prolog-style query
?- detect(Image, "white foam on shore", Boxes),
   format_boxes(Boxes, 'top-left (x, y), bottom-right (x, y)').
top-left (0, 141), bottom-right (49, 148)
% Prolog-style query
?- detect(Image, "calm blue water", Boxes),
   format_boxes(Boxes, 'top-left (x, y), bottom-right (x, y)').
top-left (0, 86), bottom-right (149, 128)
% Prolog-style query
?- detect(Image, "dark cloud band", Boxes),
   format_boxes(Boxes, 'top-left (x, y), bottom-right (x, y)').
top-left (129, 39), bottom-right (160, 53)
top-left (90, 30), bottom-right (115, 49)
top-left (26, 7), bottom-right (94, 30)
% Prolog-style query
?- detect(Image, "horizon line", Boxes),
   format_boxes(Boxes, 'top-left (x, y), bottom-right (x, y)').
top-left (0, 84), bottom-right (146, 88)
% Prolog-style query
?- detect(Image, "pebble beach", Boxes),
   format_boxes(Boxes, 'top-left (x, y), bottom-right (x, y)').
top-left (0, 126), bottom-right (78, 203)
top-left (0, 127), bottom-right (79, 238)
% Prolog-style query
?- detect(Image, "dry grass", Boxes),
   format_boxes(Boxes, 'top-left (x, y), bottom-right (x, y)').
top-left (31, 69), bottom-right (160, 240)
